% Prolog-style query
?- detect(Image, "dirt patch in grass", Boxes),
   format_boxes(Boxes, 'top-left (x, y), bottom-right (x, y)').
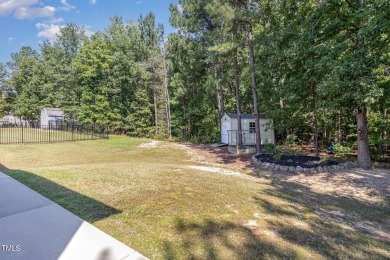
top-left (181, 143), bottom-right (390, 242)
top-left (183, 143), bottom-right (390, 202)
top-left (139, 140), bottom-right (160, 148)
top-left (188, 165), bottom-right (257, 180)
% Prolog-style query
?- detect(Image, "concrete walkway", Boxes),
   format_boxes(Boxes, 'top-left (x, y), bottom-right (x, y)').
top-left (0, 172), bottom-right (147, 260)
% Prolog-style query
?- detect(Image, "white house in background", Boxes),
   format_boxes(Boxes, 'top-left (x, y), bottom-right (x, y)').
top-left (0, 115), bottom-right (11, 126)
top-left (40, 108), bottom-right (64, 128)
top-left (0, 114), bottom-right (29, 126)
top-left (221, 113), bottom-right (275, 145)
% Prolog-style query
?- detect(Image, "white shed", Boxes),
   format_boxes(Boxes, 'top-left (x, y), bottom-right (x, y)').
top-left (41, 108), bottom-right (64, 128)
top-left (221, 113), bottom-right (274, 145)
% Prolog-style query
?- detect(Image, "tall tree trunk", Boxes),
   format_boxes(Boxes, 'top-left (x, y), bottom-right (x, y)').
top-left (215, 69), bottom-right (224, 123)
top-left (356, 108), bottom-right (372, 169)
top-left (162, 52), bottom-right (172, 138)
top-left (383, 109), bottom-right (388, 154)
top-left (166, 86), bottom-right (172, 139)
top-left (153, 83), bottom-right (158, 136)
top-left (338, 110), bottom-right (342, 142)
top-left (314, 112), bottom-right (319, 154)
top-left (233, 27), bottom-right (243, 148)
top-left (234, 53), bottom-right (243, 147)
top-left (247, 19), bottom-right (262, 154)
top-left (272, 118), bottom-right (277, 154)
top-left (312, 86), bottom-right (319, 156)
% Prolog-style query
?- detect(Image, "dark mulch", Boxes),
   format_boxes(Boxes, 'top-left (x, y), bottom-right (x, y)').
top-left (255, 154), bottom-right (340, 168)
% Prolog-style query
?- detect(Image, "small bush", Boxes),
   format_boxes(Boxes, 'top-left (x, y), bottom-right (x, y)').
top-left (334, 143), bottom-right (352, 154)
top-left (262, 143), bottom-right (275, 154)
top-left (273, 153), bottom-right (282, 161)
top-left (319, 157), bottom-right (330, 164)
top-left (285, 134), bottom-right (298, 147)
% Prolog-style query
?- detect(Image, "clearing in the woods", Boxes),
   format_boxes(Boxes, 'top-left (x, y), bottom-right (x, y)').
top-left (0, 136), bottom-right (389, 259)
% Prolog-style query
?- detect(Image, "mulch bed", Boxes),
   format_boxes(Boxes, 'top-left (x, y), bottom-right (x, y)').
top-left (255, 154), bottom-right (340, 169)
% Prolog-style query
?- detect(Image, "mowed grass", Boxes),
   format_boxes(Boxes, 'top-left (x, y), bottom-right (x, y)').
top-left (0, 136), bottom-right (389, 259)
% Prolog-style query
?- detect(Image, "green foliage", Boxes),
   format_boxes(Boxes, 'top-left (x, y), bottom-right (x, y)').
top-left (285, 134), bottom-right (298, 148)
top-left (334, 143), bottom-right (353, 154)
top-left (2, 17), bottom-right (169, 139)
top-left (272, 153), bottom-right (282, 161)
top-left (262, 143), bottom-right (275, 154)
top-left (319, 157), bottom-right (330, 164)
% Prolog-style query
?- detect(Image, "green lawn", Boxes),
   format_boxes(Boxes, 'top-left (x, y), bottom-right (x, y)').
top-left (0, 136), bottom-right (389, 259)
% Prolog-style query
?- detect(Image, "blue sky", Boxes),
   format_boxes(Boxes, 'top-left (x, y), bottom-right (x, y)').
top-left (0, 0), bottom-right (179, 63)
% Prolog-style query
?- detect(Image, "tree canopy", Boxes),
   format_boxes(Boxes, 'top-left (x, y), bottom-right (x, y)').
top-left (1, 2), bottom-right (388, 164)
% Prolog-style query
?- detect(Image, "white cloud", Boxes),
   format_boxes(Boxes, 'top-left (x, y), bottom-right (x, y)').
top-left (59, 0), bottom-right (75, 11)
top-left (136, 1), bottom-right (143, 4)
top-left (48, 17), bottom-right (64, 24)
top-left (14, 6), bottom-right (55, 19)
top-left (89, 0), bottom-right (96, 5)
top-left (36, 23), bottom-right (94, 42)
top-left (8, 37), bottom-right (15, 43)
top-left (177, 4), bottom-right (183, 13)
top-left (36, 23), bottom-right (62, 41)
top-left (0, 0), bottom-right (56, 19)
top-left (83, 26), bottom-right (94, 37)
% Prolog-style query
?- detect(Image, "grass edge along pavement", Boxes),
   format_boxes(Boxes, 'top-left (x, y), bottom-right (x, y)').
top-left (0, 135), bottom-right (389, 259)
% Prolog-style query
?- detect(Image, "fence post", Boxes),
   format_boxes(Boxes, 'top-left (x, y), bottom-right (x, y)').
top-left (92, 123), bottom-right (95, 140)
top-left (49, 123), bottom-right (51, 143)
top-left (72, 123), bottom-right (74, 141)
top-left (21, 123), bottom-right (24, 144)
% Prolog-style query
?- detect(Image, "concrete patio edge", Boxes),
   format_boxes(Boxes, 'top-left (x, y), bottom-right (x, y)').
top-left (0, 172), bottom-right (147, 260)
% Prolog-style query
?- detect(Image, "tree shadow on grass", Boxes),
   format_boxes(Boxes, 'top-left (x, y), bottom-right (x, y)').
top-left (187, 144), bottom-right (256, 168)
top-left (254, 179), bottom-right (390, 259)
top-left (0, 164), bottom-right (120, 223)
top-left (162, 218), bottom-right (300, 260)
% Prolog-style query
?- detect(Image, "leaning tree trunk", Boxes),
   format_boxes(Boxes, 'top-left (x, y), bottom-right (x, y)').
top-left (163, 57), bottom-right (172, 139)
top-left (356, 108), bottom-right (372, 169)
top-left (247, 20), bottom-right (262, 155)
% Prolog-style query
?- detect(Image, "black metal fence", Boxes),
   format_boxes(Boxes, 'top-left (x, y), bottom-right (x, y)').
top-left (0, 122), bottom-right (108, 145)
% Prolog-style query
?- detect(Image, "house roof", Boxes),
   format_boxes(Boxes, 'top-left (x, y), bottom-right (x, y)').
top-left (0, 115), bottom-right (11, 122)
top-left (42, 108), bottom-right (64, 117)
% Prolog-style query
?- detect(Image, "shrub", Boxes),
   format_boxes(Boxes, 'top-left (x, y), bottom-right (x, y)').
top-left (334, 143), bottom-right (352, 154)
top-left (262, 143), bottom-right (275, 154)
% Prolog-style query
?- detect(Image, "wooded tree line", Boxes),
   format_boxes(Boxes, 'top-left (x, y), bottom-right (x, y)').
top-left (168, 0), bottom-right (389, 167)
top-left (0, 1), bottom-right (389, 166)
top-left (0, 13), bottom-right (171, 138)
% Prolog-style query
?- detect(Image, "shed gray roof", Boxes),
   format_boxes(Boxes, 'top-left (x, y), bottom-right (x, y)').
top-left (227, 113), bottom-right (254, 119)
top-left (226, 113), bottom-right (269, 119)
top-left (42, 108), bottom-right (64, 117)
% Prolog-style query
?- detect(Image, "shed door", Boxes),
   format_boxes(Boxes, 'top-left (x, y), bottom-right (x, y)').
top-left (221, 120), bottom-right (230, 144)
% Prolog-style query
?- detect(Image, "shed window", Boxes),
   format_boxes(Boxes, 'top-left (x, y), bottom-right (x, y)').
top-left (249, 122), bottom-right (255, 133)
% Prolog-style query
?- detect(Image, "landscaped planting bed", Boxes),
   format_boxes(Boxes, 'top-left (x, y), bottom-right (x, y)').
top-left (253, 154), bottom-right (357, 173)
